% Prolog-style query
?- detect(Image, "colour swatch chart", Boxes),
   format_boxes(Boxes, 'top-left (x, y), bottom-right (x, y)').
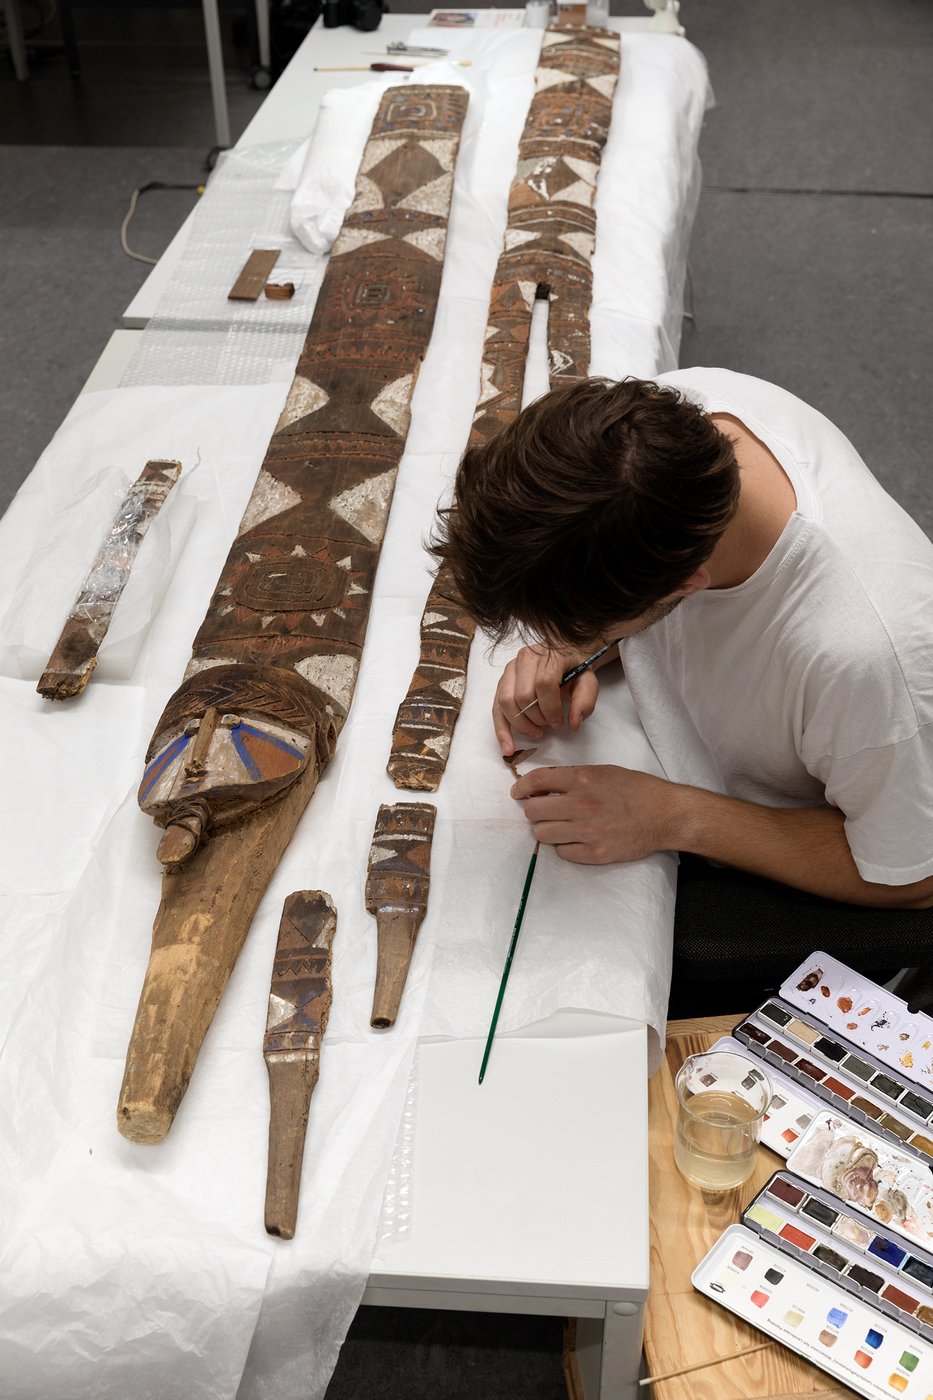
top-left (733, 999), bottom-right (933, 1167)
top-left (694, 1225), bottom-right (933, 1398)
top-left (783, 954), bottom-right (933, 1088)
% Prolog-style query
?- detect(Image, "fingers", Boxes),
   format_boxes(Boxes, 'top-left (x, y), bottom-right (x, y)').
top-left (566, 672), bottom-right (599, 732)
top-left (510, 765), bottom-right (572, 800)
top-left (511, 646), bottom-right (566, 730)
top-left (492, 646), bottom-right (568, 755)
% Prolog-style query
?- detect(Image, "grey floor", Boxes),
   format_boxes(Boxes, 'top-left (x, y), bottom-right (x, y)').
top-left (1, 1), bottom-right (930, 1395)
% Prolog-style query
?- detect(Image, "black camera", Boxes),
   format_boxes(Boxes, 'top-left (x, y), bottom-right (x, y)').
top-left (322, 0), bottom-right (387, 31)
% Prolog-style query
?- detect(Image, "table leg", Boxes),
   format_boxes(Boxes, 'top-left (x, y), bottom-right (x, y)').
top-left (201, 0), bottom-right (232, 149)
top-left (255, 0), bottom-right (271, 70)
top-left (572, 1301), bottom-right (645, 1400)
top-left (3, 0), bottom-right (28, 80)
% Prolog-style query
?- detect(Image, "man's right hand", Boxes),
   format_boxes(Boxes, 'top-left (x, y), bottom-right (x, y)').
top-left (493, 644), bottom-right (603, 756)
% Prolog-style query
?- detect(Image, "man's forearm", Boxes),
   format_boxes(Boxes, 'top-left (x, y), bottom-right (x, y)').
top-left (670, 786), bottom-right (933, 909)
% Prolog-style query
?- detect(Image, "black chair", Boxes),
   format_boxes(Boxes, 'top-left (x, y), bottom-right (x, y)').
top-left (669, 853), bottom-right (933, 1020)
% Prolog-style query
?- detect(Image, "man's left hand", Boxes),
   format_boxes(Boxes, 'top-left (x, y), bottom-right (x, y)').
top-left (510, 764), bottom-right (680, 864)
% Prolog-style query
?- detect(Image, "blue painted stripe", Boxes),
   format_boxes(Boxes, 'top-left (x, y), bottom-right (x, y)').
top-left (231, 726), bottom-right (262, 781)
top-left (140, 732), bottom-right (191, 802)
top-left (238, 722), bottom-right (304, 760)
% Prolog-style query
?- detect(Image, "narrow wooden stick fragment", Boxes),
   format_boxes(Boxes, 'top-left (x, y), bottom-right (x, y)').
top-left (264, 282), bottom-right (295, 300)
top-left (385, 564), bottom-right (476, 791)
top-left (264, 890), bottom-right (336, 1240)
top-left (228, 248), bottom-right (281, 301)
top-left (366, 802), bottom-right (436, 1028)
top-left (638, 1340), bottom-right (773, 1387)
top-left (37, 459), bottom-right (181, 700)
top-left (387, 28), bottom-right (621, 790)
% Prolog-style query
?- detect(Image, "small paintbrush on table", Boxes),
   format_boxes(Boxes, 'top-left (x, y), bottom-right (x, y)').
top-left (478, 749), bottom-right (538, 1085)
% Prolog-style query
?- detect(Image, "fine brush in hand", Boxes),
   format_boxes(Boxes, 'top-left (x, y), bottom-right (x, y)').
top-left (512, 638), bottom-right (620, 721)
top-left (478, 840), bottom-right (540, 1085)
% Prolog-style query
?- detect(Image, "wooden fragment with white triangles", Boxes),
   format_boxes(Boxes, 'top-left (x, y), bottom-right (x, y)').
top-left (387, 26), bottom-right (621, 792)
top-left (263, 890), bottom-right (336, 1239)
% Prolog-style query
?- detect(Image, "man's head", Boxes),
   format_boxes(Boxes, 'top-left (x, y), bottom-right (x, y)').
top-left (431, 377), bottom-right (740, 648)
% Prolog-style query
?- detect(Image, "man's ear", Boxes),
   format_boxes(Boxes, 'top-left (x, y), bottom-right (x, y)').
top-left (677, 565), bottom-right (712, 597)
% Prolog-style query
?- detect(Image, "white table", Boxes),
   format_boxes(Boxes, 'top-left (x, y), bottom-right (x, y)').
top-left (364, 1016), bottom-right (649, 1400)
top-left (61, 17), bottom-right (710, 1387)
top-left (79, 310), bottom-right (649, 1400)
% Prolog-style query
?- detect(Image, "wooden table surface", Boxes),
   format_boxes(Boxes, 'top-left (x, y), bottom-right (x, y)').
top-left (644, 1014), bottom-right (857, 1400)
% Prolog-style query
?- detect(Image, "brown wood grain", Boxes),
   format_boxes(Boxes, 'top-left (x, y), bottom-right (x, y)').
top-left (645, 1014), bottom-right (859, 1399)
top-left (228, 248), bottom-right (281, 300)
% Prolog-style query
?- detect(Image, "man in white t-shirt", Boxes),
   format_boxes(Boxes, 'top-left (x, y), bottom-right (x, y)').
top-left (431, 369), bottom-right (933, 908)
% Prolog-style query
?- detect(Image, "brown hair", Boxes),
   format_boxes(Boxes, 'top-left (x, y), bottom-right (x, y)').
top-left (431, 377), bottom-right (740, 647)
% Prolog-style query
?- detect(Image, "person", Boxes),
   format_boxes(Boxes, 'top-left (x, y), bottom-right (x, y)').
top-left (431, 368), bottom-right (933, 909)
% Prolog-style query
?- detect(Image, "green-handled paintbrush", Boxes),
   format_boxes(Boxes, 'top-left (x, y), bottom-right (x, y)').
top-left (478, 839), bottom-right (540, 1085)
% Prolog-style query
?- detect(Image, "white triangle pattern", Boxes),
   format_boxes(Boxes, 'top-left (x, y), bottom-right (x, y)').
top-left (399, 172), bottom-right (454, 218)
top-left (328, 468), bottom-right (397, 544)
top-left (371, 374), bottom-right (414, 437)
top-left (331, 228), bottom-right (390, 257)
top-left (403, 227), bottom-right (447, 262)
top-left (265, 993), bottom-right (298, 1032)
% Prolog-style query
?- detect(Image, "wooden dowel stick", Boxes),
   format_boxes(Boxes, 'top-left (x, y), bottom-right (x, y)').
top-left (639, 1340), bottom-right (774, 1387)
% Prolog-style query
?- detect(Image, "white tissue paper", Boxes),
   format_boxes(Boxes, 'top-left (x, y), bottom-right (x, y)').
top-left (0, 24), bottom-right (710, 1400)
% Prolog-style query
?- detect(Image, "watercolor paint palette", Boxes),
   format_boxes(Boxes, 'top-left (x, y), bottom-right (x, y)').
top-left (708, 1034), bottom-right (826, 1156)
top-left (694, 1224), bottom-right (933, 1398)
top-left (732, 999), bottom-right (933, 1167)
top-left (782, 953), bottom-right (933, 1088)
top-left (745, 1172), bottom-right (933, 1341)
top-left (788, 1113), bottom-right (933, 1255)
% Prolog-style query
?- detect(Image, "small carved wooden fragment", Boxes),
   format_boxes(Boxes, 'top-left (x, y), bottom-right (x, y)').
top-left (367, 802), bottom-right (436, 1028)
top-left (37, 459), bottom-right (181, 701)
top-left (387, 28), bottom-right (621, 791)
top-left (264, 282), bottom-right (295, 300)
top-left (385, 564), bottom-right (476, 790)
top-left (120, 87), bottom-right (469, 1144)
top-left (228, 249), bottom-right (281, 301)
top-left (264, 890), bottom-right (336, 1240)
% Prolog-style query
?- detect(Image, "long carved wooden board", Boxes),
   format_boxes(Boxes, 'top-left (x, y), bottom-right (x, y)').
top-left (264, 890), bottom-right (336, 1240)
top-left (387, 29), bottom-right (620, 791)
top-left (367, 801), bottom-right (436, 1028)
top-left (37, 459), bottom-right (182, 700)
top-left (118, 86), bottom-right (469, 1145)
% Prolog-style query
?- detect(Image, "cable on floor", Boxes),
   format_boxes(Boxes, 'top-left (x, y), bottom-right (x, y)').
top-left (707, 185), bottom-right (933, 200)
top-left (120, 181), bottom-right (205, 266)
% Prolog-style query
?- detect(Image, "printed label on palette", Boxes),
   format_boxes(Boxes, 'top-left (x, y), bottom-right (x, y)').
top-left (783, 953), bottom-right (933, 1088)
top-left (745, 1172), bottom-right (933, 1341)
top-left (694, 1224), bottom-right (933, 1399)
top-left (709, 1035), bottom-right (825, 1156)
top-left (789, 1113), bottom-right (933, 1254)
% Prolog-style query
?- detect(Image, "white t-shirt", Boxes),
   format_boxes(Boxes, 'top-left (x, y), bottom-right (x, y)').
top-left (621, 368), bottom-right (933, 887)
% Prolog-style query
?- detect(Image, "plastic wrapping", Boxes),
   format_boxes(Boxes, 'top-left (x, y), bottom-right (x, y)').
top-left (0, 462), bottom-right (196, 684)
top-left (121, 143), bottom-right (327, 389)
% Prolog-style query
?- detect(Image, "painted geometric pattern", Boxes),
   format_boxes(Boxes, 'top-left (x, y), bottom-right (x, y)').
top-left (264, 891), bottom-right (337, 1054)
top-left (366, 802), bottom-right (437, 914)
top-left (387, 28), bottom-right (620, 792)
top-left (140, 88), bottom-right (469, 836)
